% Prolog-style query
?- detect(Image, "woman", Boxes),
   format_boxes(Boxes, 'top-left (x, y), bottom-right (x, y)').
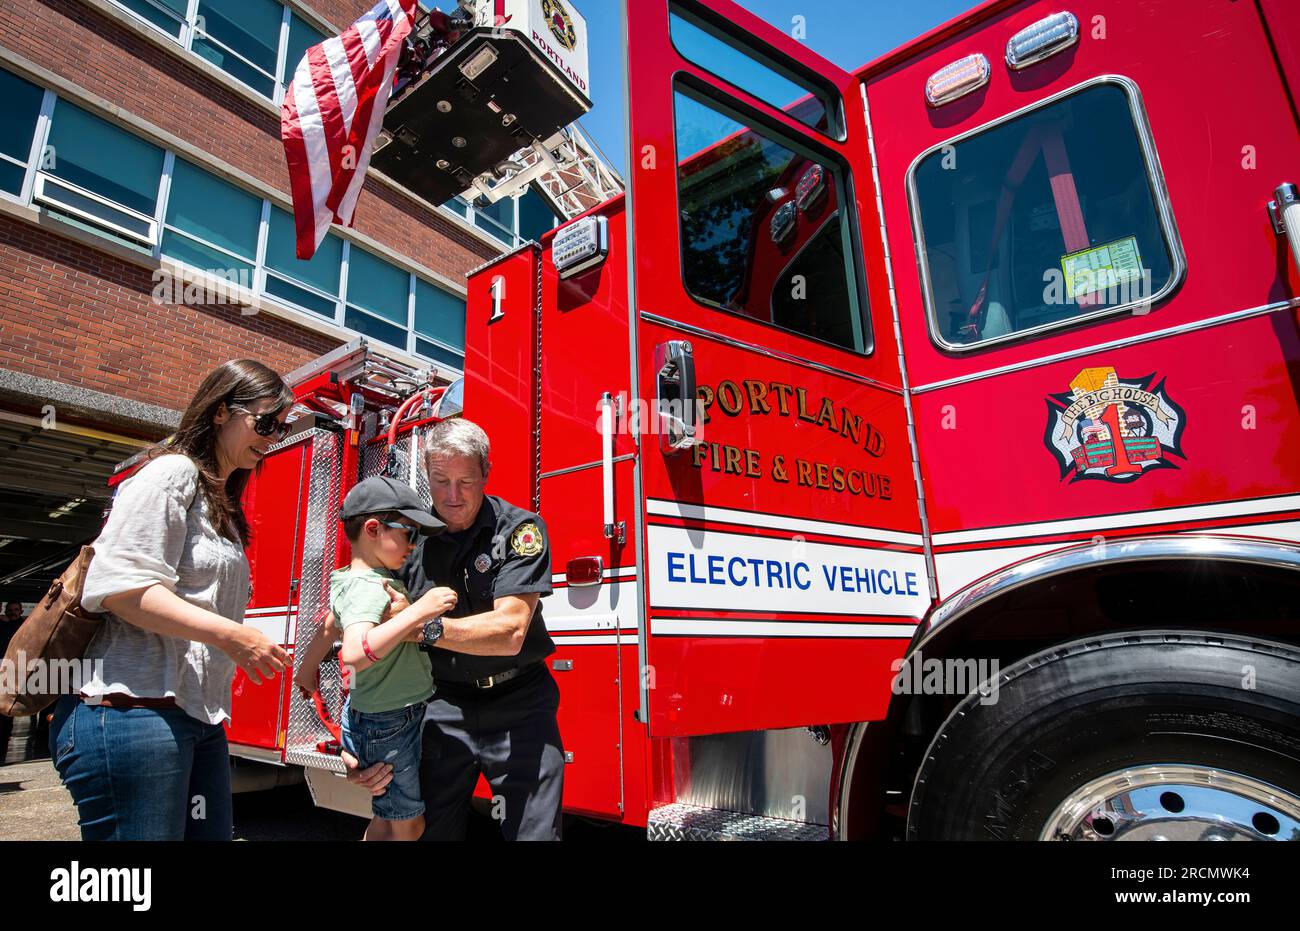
top-left (48, 360), bottom-right (295, 840)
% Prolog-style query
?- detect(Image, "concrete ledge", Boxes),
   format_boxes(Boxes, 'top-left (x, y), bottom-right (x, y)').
top-left (0, 367), bottom-right (180, 436)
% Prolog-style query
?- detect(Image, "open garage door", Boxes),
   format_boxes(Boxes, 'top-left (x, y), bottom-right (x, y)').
top-left (0, 411), bottom-right (149, 605)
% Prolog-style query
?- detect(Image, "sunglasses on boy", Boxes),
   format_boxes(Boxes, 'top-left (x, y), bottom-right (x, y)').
top-left (377, 520), bottom-right (420, 543)
top-left (229, 405), bottom-right (291, 441)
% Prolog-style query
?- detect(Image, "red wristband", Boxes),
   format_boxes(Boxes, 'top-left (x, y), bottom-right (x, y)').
top-left (361, 630), bottom-right (381, 663)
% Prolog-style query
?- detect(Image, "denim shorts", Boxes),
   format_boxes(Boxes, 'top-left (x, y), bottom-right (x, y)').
top-left (340, 697), bottom-right (426, 822)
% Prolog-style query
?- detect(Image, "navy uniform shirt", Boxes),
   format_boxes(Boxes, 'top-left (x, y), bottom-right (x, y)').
top-left (399, 495), bottom-right (555, 684)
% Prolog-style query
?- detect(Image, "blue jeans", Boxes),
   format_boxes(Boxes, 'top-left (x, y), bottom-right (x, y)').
top-left (48, 695), bottom-right (233, 841)
top-left (341, 696), bottom-right (426, 822)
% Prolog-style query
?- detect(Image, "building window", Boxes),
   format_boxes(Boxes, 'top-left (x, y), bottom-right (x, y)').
top-left (282, 12), bottom-right (326, 96)
top-left (0, 69), bottom-right (45, 198)
top-left (415, 276), bottom-right (465, 348)
top-left (260, 208), bottom-right (467, 367)
top-left (473, 195), bottom-right (516, 245)
top-left (191, 0), bottom-right (284, 98)
top-left (414, 338), bottom-right (465, 370)
top-left (264, 206), bottom-right (343, 317)
top-left (117, 0), bottom-right (188, 40)
top-left (344, 245), bottom-right (412, 348)
top-left (518, 186), bottom-right (559, 242)
top-left (414, 277), bottom-right (466, 370)
top-left (107, 0), bottom-right (327, 103)
top-left (161, 157), bottom-right (261, 278)
top-left (2, 65), bottom-right (468, 367)
top-left (36, 100), bottom-right (165, 249)
top-left (442, 191), bottom-right (559, 249)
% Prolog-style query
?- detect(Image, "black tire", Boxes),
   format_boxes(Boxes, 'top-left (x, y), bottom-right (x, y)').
top-left (907, 631), bottom-right (1300, 840)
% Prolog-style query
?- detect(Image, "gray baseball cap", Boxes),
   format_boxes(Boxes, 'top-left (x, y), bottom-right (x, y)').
top-left (339, 476), bottom-right (444, 534)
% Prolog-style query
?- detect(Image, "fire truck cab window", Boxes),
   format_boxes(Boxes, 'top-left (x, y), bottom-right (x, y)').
top-left (674, 88), bottom-right (867, 354)
top-left (669, 5), bottom-right (838, 137)
top-left (911, 81), bottom-right (1180, 349)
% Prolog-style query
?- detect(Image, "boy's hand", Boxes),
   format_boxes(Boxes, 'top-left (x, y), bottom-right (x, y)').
top-left (382, 581), bottom-right (410, 617)
top-left (294, 663), bottom-right (319, 697)
top-left (414, 586), bottom-right (458, 619)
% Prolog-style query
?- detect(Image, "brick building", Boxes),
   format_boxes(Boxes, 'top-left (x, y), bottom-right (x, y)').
top-left (0, 0), bottom-right (609, 601)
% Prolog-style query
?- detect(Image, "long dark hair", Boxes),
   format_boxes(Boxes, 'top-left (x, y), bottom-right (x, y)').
top-left (149, 360), bottom-right (294, 543)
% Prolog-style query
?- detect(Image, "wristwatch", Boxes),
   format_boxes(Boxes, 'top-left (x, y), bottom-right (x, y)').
top-left (421, 617), bottom-right (444, 647)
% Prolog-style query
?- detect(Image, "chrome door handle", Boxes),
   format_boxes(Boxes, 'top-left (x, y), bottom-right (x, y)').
top-left (654, 339), bottom-right (699, 454)
top-left (1269, 182), bottom-right (1300, 277)
top-left (599, 392), bottom-right (625, 543)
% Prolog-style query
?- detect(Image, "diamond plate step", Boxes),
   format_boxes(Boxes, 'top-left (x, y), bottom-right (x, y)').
top-left (647, 803), bottom-right (829, 841)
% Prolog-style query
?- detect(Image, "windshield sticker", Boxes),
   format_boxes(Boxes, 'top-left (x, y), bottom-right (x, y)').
top-left (1060, 236), bottom-right (1144, 300)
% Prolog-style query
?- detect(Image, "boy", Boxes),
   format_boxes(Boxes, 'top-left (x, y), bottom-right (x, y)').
top-left (330, 476), bottom-right (457, 841)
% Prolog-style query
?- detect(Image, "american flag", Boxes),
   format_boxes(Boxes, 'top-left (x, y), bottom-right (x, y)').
top-left (280, 0), bottom-right (419, 260)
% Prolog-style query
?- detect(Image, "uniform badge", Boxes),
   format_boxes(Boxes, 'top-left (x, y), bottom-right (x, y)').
top-left (474, 553), bottom-right (492, 574)
top-left (510, 522), bottom-right (544, 557)
top-left (1044, 366), bottom-right (1186, 483)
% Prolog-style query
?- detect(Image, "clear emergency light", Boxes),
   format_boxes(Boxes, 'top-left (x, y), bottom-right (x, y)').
top-left (1006, 12), bottom-right (1080, 69)
top-left (370, 0), bottom-right (593, 208)
top-left (551, 215), bottom-right (608, 278)
top-left (925, 53), bottom-right (990, 107)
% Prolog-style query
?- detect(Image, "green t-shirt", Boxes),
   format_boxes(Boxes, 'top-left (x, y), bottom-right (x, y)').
top-left (330, 566), bottom-right (432, 713)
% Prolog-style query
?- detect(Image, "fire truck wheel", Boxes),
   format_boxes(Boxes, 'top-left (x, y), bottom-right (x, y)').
top-left (906, 631), bottom-right (1300, 841)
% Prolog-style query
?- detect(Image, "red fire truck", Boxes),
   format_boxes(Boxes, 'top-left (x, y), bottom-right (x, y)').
top-left (115, 0), bottom-right (1300, 840)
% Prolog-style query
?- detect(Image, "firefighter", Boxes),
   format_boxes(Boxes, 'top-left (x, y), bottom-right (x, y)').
top-left (342, 418), bottom-right (564, 841)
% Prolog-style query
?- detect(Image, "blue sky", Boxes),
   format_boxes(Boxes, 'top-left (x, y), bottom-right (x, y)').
top-left (573, 0), bottom-right (975, 175)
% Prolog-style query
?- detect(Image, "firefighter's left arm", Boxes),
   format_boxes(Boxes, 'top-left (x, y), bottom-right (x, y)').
top-left (435, 593), bottom-right (540, 656)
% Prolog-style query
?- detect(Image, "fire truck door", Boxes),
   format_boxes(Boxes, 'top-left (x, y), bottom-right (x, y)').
top-left (624, 0), bottom-right (929, 736)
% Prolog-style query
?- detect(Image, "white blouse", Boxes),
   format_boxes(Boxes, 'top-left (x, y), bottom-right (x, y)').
top-left (81, 454), bottom-right (251, 725)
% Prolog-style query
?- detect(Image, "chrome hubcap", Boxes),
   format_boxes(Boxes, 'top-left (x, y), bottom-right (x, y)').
top-left (1041, 765), bottom-right (1300, 841)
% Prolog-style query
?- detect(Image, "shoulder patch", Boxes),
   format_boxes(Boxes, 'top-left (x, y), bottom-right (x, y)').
top-left (510, 522), bottom-right (544, 557)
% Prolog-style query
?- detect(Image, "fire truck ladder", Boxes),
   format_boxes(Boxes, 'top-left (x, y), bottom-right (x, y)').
top-left (465, 121), bottom-right (624, 221)
top-left (281, 338), bottom-right (448, 805)
top-left (283, 337), bottom-right (436, 403)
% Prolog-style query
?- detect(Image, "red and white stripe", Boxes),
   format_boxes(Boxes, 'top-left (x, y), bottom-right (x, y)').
top-left (930, 494), bottom-right (1300, 597)
top-left (280, 0), bottom-right (418, 259)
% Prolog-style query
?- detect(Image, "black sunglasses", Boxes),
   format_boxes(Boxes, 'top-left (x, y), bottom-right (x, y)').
top-left (378, 520), bottom-right (419, 543)
top-left (229, 405), bottom-right (291, 441)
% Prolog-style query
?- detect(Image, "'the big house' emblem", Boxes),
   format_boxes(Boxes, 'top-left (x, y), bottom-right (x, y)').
top-left (1044, 366), bottom-right (1186, 483)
